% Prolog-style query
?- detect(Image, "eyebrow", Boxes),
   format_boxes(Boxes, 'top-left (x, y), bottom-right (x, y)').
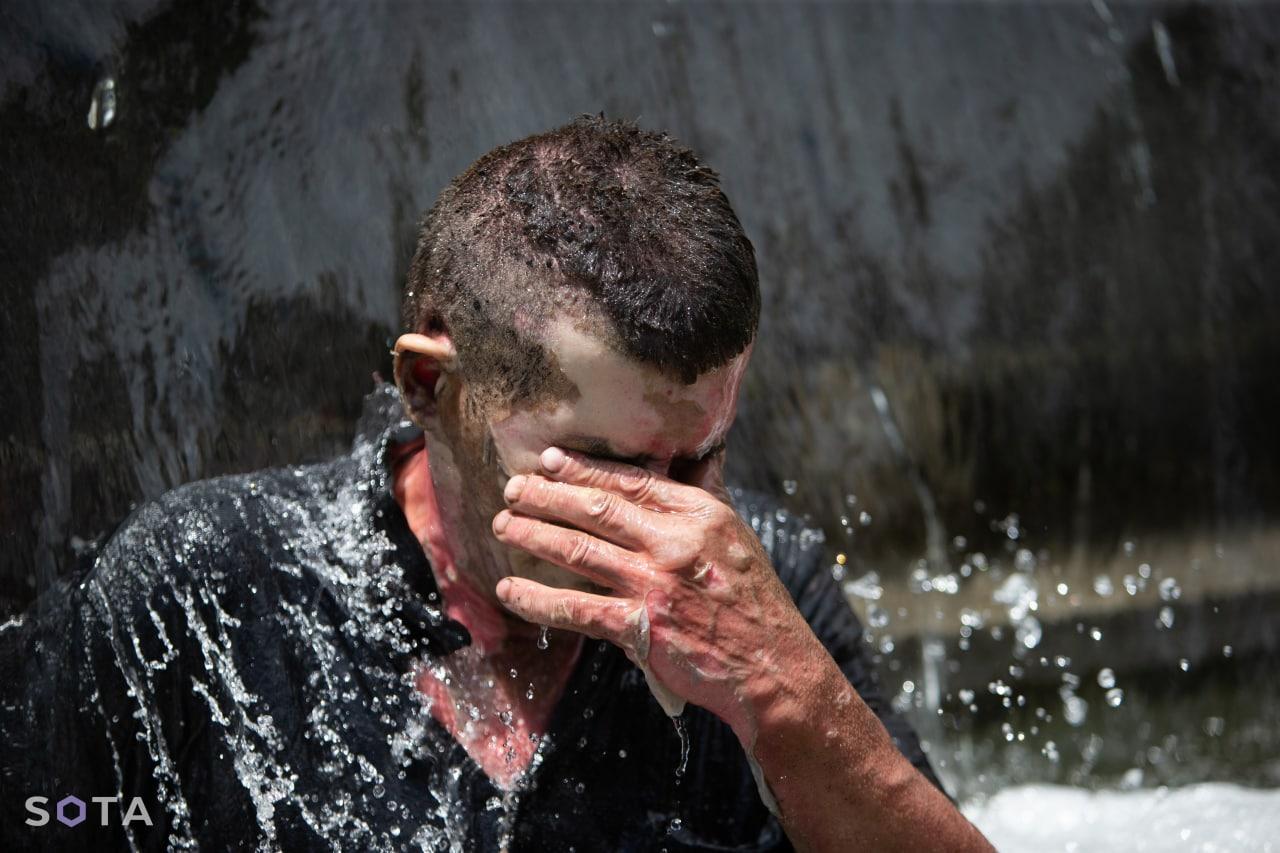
top-left (561, 435), bottom-right (726, 466)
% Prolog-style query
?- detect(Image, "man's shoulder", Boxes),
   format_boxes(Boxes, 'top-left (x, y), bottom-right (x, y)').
top-left (727, 486), bottom-right (868, 654)
top-left (94, 381), bottom-right (401, 585)
top-left (728, 487), bottom-right (828, 593)
top-left (89, 456), bottom-right (358, 599)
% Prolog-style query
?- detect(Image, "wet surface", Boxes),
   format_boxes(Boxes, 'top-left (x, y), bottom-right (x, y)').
top-left (0, 387), bottom-right (928, 849)
top-left (2, 0), bottom-right (1279, 844)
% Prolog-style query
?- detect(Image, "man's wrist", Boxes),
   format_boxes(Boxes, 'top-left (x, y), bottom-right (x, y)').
top-left (734, 632), bottom-right (841, 749)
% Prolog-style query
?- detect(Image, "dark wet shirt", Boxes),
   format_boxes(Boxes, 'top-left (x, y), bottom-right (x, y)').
top-left (0, 385), bottom-right (939, 851)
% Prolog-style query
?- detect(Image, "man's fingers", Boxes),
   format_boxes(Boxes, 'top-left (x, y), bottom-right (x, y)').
top-left (503, 475), bottom-right (655, 549)
top-left (537, 447), bottom-right (702, 512)
top-left (495, 577), bottom-right (630, 641)
top-left (493, 510), bottom-right (649, 591)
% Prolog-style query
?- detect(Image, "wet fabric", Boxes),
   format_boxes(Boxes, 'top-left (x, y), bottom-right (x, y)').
top-left (0, 384), bottom-right (939, 852)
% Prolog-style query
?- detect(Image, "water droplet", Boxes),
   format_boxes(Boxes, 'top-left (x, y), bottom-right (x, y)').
top-left (1156, 606), bottom-right (1175, 630)
top-left (858, 511), bottom-right (872, 526)
top-left (1016, 616), bottom-right (1042, 650)
top-left (1158, 577), bottom-right (1182, 601)
top-left (87, 75), bottom-right (117, 130)
top-left (958, 688), bottom-right (975, 704)
top-left (866, 604), bottom-right (890, 629)
top-left (844, 571), bottom-right (883, 601)
top-left (1093, 575), bottom-right (1114, 597)
top-left (1063, 694), bottom-right (1088, 726)
top-left (673, 717), bottom-right (690, 777)
top-left (1097, 668), bottom-right (1116, 689)
top-left (1105, 687), bottom-right (1124, 707)
top-left (1120, 767), bottom-right (1144, 789)
top-left (537, 625), bottom-right (549, 650)
top-left (782, 479), bottom-right (798, 496)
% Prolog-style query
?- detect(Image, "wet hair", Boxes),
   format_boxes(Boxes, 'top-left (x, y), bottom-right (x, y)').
top-left (402, 114), bottom-right (760, 403)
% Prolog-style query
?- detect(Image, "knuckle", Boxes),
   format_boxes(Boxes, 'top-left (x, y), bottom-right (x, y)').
top-left (552, 596), bottom-right (577, 625)
top-left (616, 469), bottom-right (654, 501)
top-left (524, 477), bottom-right (550, 506)
top-left (586, 491), bottom-right (612, 520)
top-left (565, 535), bottom-right (594, 568)
top-left (660, 537), bottom-right (699, 571)
top-left (706, 500), bottom-right (737, 529)
top-left (587, 491), bottom-right (623, 527)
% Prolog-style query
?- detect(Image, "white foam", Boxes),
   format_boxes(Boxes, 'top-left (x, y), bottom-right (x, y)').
top-left (964, 783), bottom-right (1280, 852)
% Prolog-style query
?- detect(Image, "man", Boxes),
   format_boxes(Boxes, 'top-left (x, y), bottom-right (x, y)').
top-left (0, 116), bottom-right (989, 851)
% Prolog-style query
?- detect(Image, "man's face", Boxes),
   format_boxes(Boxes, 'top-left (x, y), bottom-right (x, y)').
top-left (426, 316), bottom-right (751, 598)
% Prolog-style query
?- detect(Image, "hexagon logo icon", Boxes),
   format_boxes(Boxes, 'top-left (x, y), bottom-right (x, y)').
top-left (56, 795), bottom-right (86, 827)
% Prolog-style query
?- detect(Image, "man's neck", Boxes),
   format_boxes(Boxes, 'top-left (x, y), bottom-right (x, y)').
top-left (389, 438), bottom-right (533, 653)
top-left (388, 438), bottom-right (585, 788)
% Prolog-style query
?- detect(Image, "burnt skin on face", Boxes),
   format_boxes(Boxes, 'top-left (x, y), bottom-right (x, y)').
top-left (477, 317), bottom-right (750, 592)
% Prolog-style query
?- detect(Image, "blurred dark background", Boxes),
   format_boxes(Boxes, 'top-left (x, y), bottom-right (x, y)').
top-left (2, 0), bottom-right (1278, 622)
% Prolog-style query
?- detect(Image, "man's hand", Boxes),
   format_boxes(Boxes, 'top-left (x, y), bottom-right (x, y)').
top-left (491, 445), bottom-right (825, 741)
top-left (491, 445), bottom-right (993, 852)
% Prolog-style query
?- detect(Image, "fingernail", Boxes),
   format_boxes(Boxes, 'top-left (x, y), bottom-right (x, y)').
top-left (541, 446), bottom-right (567, 473)
top-left (496, 577), bottom-right (513, 601)
top-left (504, 475), bottom-right (526, 502)
top-left (493, 510), bottom-right (511, 534)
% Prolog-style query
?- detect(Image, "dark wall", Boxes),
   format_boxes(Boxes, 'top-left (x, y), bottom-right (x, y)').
top-left (3, 1), bottom-right (1278, 613)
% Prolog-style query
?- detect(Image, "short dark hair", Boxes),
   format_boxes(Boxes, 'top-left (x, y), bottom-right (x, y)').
top-left (403, 114), bottom-right (759, 402)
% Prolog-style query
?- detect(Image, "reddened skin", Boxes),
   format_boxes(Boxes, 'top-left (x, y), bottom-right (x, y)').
top-left (393, 332), bottom-right (457, 425)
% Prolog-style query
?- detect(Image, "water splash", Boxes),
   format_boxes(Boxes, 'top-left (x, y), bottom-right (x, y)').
top-left (87, 75), bottom-right (117, 130)
top-left (673, 716), bottom-right (690, 778)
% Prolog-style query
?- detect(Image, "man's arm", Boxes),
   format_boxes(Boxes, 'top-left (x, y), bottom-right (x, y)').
top-left (490, 446), bottom-right (991, 852)
top-left (745, 487), bottom-right (944, 792)
top-left (741, 626), bottom-right (984, 851)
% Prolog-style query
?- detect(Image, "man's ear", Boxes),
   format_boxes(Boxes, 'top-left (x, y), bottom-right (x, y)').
top-left (393, 331), bottom-right (458, 425)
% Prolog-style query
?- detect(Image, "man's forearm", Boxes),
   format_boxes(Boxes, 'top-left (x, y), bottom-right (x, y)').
top-left (741, 642), bottom-right (993, 853)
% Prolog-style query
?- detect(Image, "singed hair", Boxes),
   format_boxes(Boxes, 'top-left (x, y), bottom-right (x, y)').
top-left (402, 114), bottom-right (760, 403)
